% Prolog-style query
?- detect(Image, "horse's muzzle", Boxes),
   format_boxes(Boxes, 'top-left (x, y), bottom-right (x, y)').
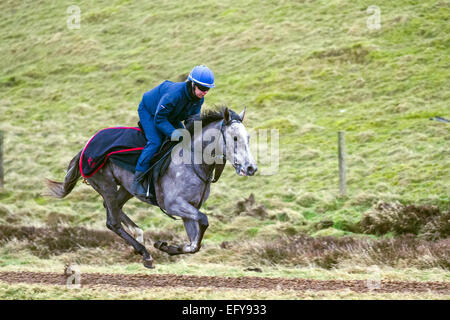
top-left (236, 164), bottom-right (258, 176)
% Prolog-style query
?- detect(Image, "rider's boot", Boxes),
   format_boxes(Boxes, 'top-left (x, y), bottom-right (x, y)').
top-left (131, 170), bottom-right (148, 198)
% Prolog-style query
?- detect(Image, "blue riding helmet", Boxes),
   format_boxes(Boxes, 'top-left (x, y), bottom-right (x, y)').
top-left (188, 65), bottom-right (215, 88)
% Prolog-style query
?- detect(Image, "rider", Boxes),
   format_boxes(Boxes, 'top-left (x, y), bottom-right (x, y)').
top-left (131, 65), bottom-right (215, 197)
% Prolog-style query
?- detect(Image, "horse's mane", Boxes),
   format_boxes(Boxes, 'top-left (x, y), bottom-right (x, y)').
top-left (185, 106), bottom-right (241, 135)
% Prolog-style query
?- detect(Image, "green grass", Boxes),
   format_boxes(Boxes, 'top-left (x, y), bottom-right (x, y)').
top-left (2, 282), bottom-right (448, 300)
top-left (0, 0), bottom-right (449, 293)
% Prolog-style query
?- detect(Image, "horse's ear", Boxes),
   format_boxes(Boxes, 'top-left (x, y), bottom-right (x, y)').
top-left (224, 107), bottom-right (230, 124)
top-left (239, 106), bottom-right (246, 122)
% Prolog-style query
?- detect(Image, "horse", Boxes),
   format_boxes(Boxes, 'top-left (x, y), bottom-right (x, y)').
top-left (46, 107), bottom-right (257, 268)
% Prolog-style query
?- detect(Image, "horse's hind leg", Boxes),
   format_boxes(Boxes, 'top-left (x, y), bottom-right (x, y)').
top-left (102, 187), bottom-right (144, 245)
top-left (117, 187), bottom-right (144, 245)
top-left (121, 212), bottom-right (144, 245)
top-left (89, 176), bottom-right (153, 268)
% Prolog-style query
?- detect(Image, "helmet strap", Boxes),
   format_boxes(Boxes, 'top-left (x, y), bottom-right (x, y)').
top-left (187, 81), bottom-right (200, 101)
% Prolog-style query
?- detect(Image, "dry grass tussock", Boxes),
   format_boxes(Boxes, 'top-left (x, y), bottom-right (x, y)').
top-left (234, 193), bottom-right (268, 219)
top-left (359, 201), bottom-right (450, 240)
top-left (0, 225), bottom-right (183, 264)
top-left (242, 235), bottom-right (449, 270)
top-left (0, 223), bottom-right (448, 270)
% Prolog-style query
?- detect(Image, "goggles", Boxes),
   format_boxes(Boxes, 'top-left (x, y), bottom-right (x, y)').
top-left (195, 84), bottom-right (210, 92)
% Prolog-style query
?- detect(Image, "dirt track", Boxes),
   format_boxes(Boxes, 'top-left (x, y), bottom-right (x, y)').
top-left (0, 271), bottom-right (449, 294)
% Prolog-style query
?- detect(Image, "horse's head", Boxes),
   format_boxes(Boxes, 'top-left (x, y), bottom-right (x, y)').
top-left (221, 107), bottom-right (258, 176)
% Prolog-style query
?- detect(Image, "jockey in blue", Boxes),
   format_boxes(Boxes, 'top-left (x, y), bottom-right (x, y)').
top-left (132, 65), bottom-right (215, 197)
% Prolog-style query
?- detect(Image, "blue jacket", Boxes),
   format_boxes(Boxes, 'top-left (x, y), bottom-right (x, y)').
top-left (139, 81), bottom-right (203, 137)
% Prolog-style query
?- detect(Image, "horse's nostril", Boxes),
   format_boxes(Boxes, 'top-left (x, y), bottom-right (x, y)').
top-left (247, 165), bottom-right (256, 175)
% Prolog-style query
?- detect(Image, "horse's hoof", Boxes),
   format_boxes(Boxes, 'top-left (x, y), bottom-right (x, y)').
top-left (143, 258), bottom-right (154, 269)
top-left (154, 241), bottom-right (167, 250)
top-left (166, 245), bottom-right (184, 256)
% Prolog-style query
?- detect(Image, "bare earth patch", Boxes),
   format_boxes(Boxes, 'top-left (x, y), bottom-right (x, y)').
top-left (0, 271), bottom-right (448, 295)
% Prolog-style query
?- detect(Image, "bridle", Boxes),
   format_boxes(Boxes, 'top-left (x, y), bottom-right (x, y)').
top-left (218, 118), bottom-right (241, 169)
top-left (192, 118), bottom-right (241, 209)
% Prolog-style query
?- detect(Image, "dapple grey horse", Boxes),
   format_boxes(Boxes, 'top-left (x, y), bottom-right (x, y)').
top-left (46, 107), bottom-right (257, 268)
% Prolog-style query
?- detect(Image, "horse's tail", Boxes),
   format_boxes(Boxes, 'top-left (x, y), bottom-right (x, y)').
top-left (45, 150), bottom-right (82, 198)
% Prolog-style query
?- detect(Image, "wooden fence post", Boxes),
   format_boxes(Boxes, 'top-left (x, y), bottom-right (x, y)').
top-left (338, 131), bottom-right (346, 196)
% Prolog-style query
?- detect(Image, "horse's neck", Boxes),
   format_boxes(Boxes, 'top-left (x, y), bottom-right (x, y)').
top-left (193, 120), bottom-right (222, 147)
top-left (190, 120), bottom-right (223, 173)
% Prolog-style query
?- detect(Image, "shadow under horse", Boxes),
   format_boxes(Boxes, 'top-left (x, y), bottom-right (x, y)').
top-left (46, 107), bottom-right (257, 268)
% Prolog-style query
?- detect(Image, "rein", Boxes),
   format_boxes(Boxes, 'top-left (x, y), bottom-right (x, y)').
top-left (192, 119), bottom-right (230, 209)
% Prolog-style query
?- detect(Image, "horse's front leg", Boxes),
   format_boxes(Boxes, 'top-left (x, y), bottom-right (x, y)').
top-left (181, 214), bottom-right (209, 253)
top-left (154, 200), bottom-right (209, 255)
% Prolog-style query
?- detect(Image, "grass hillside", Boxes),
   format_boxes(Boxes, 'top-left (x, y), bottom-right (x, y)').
top-left (0, 0), bottom-right (449, 275)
